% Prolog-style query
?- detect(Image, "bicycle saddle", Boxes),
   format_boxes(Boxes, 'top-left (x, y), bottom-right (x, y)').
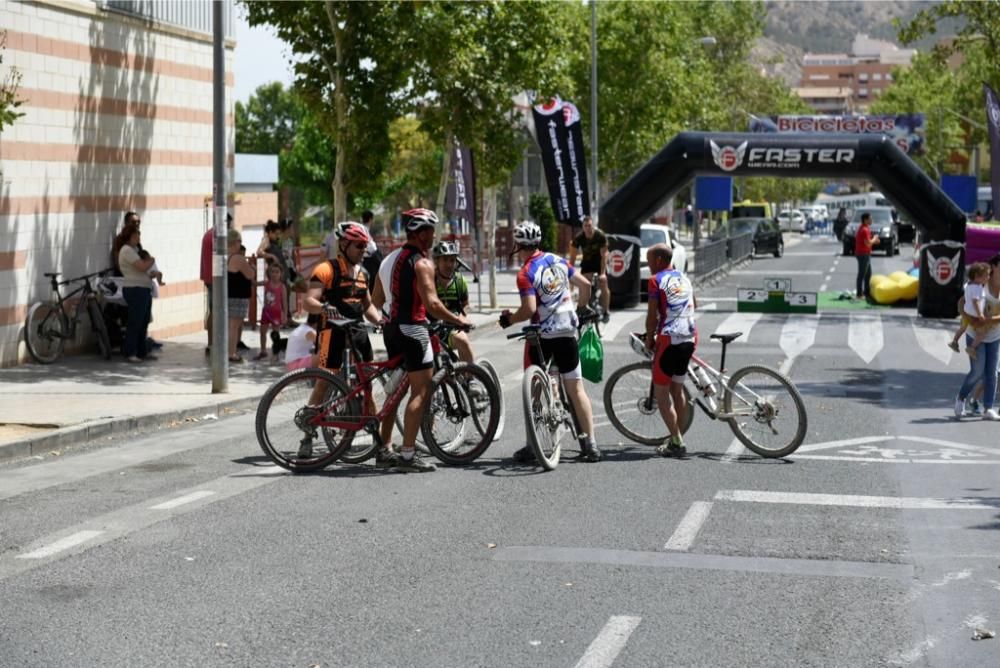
top-left (710, 332), bottom-right (743, 344)
top-left (44, 272), bottom-right (60, 278)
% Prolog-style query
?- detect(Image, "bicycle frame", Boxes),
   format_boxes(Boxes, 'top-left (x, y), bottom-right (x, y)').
top-left (688, 352), bottom-right (777, 421)
top-left (46, 273), bottom-right (105, 339)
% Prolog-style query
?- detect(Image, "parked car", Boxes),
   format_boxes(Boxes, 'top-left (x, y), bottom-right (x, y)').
top-left (711, 217), bottom-right (784, 257)
top-left (638, 224), bottom-right (687, 288)
top-left (777, 209), bottom-right (806, 232)
top-left (841, 207), bottom-right (899, 256)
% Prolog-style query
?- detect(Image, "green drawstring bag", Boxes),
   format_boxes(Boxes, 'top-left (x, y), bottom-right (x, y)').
top-left (579, 324), bottom-right (604, 383)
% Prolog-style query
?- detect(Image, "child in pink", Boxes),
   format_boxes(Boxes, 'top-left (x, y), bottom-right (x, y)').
top-left (256, 264), bottom-right (287, 360)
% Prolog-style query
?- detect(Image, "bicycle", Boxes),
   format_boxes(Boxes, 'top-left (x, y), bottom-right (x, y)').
top-left (24, 269), bottom-right (113, 364)
top-left (583, 271), bottom-right (607, 337)
top-left (255, 319), bottom-right (501, 472)
top-left (603, 331), bottom-right (807, 458)
top-left (334, 319), bottom-right (504, 464)
top-left (511, 310), bottom-right (599, 471)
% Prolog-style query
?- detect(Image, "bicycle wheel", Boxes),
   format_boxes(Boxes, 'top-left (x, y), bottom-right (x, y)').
top-left (522, 365), bottom-right (571, 470)
top-left (337, 370), bottom-right (385, 464)
top-left (475, 358), bottom-right (505, 442)
top-left (24, 301), bottom-right (68, 364)
top-left (422, 363), bottom-right (500, 465)
top-left (723, 364), bottom-right (807, 458)
top-left (255, 367), bottom-right (358, 472)
top-left (87, 298), bottom-right (112, 360)
top-left (603, 361), bottom-right (693, 446)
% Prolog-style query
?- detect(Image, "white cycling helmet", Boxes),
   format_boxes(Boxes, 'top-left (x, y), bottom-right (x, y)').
top-left (512, 221), bottom-right (542, 247)
top-left (401, 208), bottom-right (438, 232)
top-left (432, 241), bottom-right (460, 258)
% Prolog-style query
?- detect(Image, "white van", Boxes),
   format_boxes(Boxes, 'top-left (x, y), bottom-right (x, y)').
top-left (800, 204), bottom-right (829, 223)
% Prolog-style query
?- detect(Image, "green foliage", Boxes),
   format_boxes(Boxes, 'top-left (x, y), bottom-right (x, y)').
top-left (528, 193), bottom-right (558, 251)
top-left (235, 82), bottom-right (300, 154)
top-left (279, 109), bottom-right (336, 207)
top-left (0, 31), bottom-right (25, 133)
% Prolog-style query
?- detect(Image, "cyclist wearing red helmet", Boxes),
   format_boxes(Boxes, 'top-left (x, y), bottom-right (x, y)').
top-left (371, 208), bottom-right (471, 472)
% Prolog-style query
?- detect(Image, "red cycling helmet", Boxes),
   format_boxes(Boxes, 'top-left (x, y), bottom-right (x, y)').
top-left (335, 221), bottom-right (371, 244)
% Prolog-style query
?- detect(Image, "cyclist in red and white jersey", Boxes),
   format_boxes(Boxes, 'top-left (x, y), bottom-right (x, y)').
top-left (498, 222), bottom-right (602, 463)
top-left (371, 208), bottom-right (470, 472)
top-left (644, 243), bottom-right (697, 458)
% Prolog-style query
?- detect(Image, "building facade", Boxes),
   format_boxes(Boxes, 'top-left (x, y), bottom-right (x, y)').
top-left (0, 0), bottom-right (235, 366)
top-left (797, 34), bottom-right (915, 113)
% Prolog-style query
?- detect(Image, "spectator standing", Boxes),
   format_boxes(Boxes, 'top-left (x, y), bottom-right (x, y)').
top-left (227, 230), bottom-right (255, 363)
top-left (200, 212), bottom-right (234, 355)
top-left (955, 254), bottom-right (1000, 420)
top-left (569, 215), bottom-right (610, 323)
top-left (115, 222), bottom-right (156, 363)
top-left (854, 212), bottom-right (879, 300)
top-left (256, 263), bottom-right (287, 361)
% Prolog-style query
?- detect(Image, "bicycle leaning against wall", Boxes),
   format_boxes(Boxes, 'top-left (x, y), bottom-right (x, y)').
top-left (23, 269), bottom-right (113, 364)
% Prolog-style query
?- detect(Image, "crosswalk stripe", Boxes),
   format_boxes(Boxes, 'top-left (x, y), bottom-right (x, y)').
top-left (713, 312), bottom-right (762, 342)
top-left (602, 311), bottom-right (643, 343)
top-left (911, 317), bottom-right (954, 366)
top-left (848, 312), bottom-right (883, 364)
top-left (779, 314), bottom-right (820, 361)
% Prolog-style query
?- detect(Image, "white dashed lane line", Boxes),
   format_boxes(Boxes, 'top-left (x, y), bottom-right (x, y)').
top-left (573, 615), bottom-right (642, 668)
top-left (663, 501), bottom-right (713, 551)
top-left (16, 530), bottom-right (104, 560)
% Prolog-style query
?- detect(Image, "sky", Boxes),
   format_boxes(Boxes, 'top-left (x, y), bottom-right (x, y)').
top-left (233, 10), bottom-right (296, 105)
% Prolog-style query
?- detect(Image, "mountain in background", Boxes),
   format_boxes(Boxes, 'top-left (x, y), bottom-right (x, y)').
top-left (752, 0), bottom-right (960, 88)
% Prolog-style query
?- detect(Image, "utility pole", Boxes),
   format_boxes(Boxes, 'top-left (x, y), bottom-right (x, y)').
top-left (211, 0), bottom-right (228, 392)
top-left (590, 0), bottom-right (599, 214)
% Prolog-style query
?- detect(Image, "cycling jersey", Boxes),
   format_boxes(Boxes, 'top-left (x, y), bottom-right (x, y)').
top-left (380, 244), bottom-right (428, 325)
top-left (435, 273), bottom-right (468, 316)
top-left (311, 256), bottom-right (368, 320)
top-left (649, 268), bottom-right (696, 343)
top-left (516, 250), bottom-right (577, 339)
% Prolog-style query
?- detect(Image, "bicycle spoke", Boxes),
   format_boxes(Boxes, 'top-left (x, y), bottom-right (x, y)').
top-left (724, 365), bottom-right (806, 458)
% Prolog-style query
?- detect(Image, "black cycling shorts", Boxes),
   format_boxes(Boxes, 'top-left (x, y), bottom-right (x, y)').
top-left (654, 337), bottom-right (694, 386)
top-left (579, 262), bottom-right (603, 276)
top-left (524, 335), bottom-right (581, 380)
top-left (384, 322), bottom-right (434, 372)
top-left (317, 326), bottom-right (373, 370)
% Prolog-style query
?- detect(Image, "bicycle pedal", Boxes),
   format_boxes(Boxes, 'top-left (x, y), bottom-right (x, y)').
top-left (363, 418), bottom-right (381, 434)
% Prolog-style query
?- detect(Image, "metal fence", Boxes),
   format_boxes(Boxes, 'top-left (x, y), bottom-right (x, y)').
top-left (692, 239), bottom-right (728, 278)
top-left (726, 232), bottom-right (754, 264)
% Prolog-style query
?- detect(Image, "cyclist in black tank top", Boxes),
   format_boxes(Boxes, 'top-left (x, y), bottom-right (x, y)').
top-left (370, 209), bottom-right (471, 473)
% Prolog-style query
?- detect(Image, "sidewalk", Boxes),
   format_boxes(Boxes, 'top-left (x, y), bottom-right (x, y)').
top-left (0, 311), bottom-right (502, 463)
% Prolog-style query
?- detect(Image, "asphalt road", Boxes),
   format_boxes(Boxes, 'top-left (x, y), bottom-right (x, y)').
top-left (2, 234), bottom-right (999, 668)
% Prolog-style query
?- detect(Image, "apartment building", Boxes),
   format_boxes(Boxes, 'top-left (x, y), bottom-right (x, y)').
top-left (797, 33), bottom-right (915, 113)
top-left (0, 0), bottom-right (235, 366)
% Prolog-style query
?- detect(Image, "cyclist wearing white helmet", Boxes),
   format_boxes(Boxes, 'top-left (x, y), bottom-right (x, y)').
top-left (498, 221), bottom-right (602, 463)
top-left (431, 240), bottom-right (473, 363)
top-left (371, 208), bottom-right (471, 472)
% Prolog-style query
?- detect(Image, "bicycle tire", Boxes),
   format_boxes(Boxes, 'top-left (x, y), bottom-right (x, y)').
top-left (603, 361), bottom-right (693, 445)
top-left (24, 301), bottom-right (68, 364)
top-left (475, 358), bottom-right (505, 442)
top-left (337, 371), bottom-right (386, 464)
top-left (723, 364), bottom-right (807, 458)
top-left (422, 362), bottom-right (500, 465)
top-left (255, 367), bottom-right (358, 472)
top-left (522, 365), bottom-right (570, 471)
top-left (87, 298), bottom-right (112, 360)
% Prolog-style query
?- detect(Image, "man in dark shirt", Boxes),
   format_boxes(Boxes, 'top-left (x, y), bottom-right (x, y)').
top-left (569, 216), bottom-right (610, 322)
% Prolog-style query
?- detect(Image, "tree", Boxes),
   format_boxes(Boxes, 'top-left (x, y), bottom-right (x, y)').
top-left (235, 82), bottom-right (300, 155)
top-left (529, 192), bottom-right (558, 251)
top-left (0, 30), bottom-right (24, 133)
top-left (241, 1), bottom-right (414, 222)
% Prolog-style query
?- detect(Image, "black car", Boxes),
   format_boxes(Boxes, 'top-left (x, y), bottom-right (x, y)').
top-left (713, 217), bottom-right (784, 257)
top-left (841, 207), bottom-right (899, 256)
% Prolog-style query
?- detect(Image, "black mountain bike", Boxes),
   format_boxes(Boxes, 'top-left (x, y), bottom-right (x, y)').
top-left (24, 270), bottom-right (113, 364)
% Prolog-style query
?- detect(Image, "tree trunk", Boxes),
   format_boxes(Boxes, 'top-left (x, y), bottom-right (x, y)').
top-left (436, 130), bottom-right (454, 224)
top-left (486, 186), bottom-right (497, 309)
top-left (326, 1), bottom-right (348, 223)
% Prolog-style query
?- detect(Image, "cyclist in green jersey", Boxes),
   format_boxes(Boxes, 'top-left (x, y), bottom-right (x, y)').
top-left (432, 241), bottom-right (474, 363)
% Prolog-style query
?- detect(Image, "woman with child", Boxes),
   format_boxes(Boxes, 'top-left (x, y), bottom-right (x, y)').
top-left (954, 253), bottom-right (1000, 420)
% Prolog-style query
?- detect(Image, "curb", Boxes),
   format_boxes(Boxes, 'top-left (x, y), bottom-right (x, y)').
top-left (0, 394), bottom-right (265, 464)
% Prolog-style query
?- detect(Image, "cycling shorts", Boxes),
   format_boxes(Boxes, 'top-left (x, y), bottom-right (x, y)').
top-left (316, 325), bottom-right (373, 370)
top-left (384, 322), bottom-right (433, 372)
top-left (523, 335), bottom-right (581, 380)
top-left (580, 262), bottom-right (603, 276)
top-left (653, 335), bottom-right (694, 386)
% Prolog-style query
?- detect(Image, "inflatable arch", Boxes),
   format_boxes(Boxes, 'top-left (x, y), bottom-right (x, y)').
top-left (599, 132), bottom-right (967, 316)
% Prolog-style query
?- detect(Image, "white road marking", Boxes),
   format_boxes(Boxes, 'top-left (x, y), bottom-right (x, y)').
top-left (149, 490), bottom-right (217, 510)
top-left (792, 455), bottom-right (1000, 465)
top-left (664, 501), bottom-right (713, 551)
top-left (911, 318), bottom-right (953, 366)
top-left (602, 311), bottom-right (643, 343)
top-left (797, 435), bottom-right (893, 453)
top-left (693, 303), bottom-right (718, 320)
top-left (715, 489), bottom-right (999, 510)
top-left (573, 615), bottom-right (642, 668)
top-left (713, 312), bottom-right (762, 342)
top-left (797, 435), bottom-right (1000, 457)
top-left (819, 283), bottom-right (828, 292)
top-left (778, 357), bottom-right (794, 376)
top-left (17, 530), bottom-right (104, 559)
top-left (824, 274), bottom-right (832, 282)
top-left (887, 638), bottom-right (937, 666)
top-left (721, 437), bottom-right (746, 463)
top-left (729, 270), bottom-right (823, 275)
top-left (778, 314), bottom-right (819, 368)
top-left (848, 312), bottom-right (883, 364)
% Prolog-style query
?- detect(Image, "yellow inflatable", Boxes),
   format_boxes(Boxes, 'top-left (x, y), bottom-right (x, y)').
top-left (869, 273), bottom-right (918, 304)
